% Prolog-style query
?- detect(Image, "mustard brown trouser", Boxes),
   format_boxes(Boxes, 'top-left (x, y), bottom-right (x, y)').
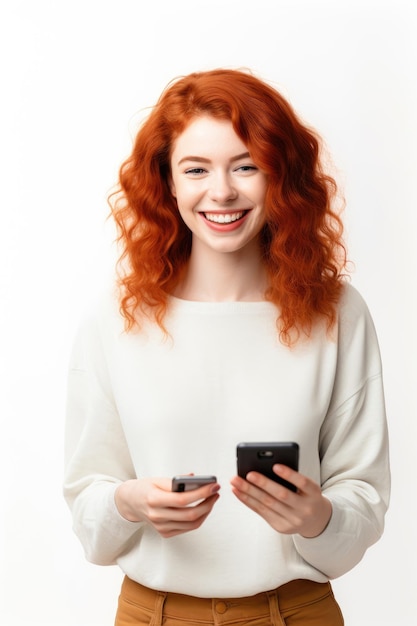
top-left (115, 575), bottom-right (344, 625)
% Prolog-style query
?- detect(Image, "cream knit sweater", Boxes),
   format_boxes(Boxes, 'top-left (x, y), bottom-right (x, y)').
top-left (64, 284), bottom-right (390, 598)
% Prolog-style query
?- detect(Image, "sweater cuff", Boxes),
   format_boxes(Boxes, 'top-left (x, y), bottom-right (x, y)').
top-left (292, 499), bottom-right (355, 578)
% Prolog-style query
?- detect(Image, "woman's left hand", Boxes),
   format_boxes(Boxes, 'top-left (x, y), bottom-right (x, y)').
top-left (230, 464), bottom-right (332, 538)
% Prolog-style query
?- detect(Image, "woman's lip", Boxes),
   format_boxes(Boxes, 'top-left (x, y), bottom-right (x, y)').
top-left (199, 210), bottom-right (250, 231)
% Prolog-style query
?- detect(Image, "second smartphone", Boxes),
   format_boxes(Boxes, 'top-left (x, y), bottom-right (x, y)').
top-left (172, 475), bottom-right (217, 492)
top-left (236, 442), bottom-right (299, 492)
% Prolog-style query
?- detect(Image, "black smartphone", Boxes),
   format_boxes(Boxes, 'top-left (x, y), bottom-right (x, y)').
top-left (172, 475), bottom-right (217, 492)
top-left (236, 442), bottom-right (299, 492)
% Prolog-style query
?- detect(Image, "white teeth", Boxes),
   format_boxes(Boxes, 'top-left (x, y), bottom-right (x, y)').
top-left (204, 211), bottom-right (245, 224)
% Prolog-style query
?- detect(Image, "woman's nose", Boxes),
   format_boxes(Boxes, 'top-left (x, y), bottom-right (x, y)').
top-left (207, 172), bottom-right (238, 203)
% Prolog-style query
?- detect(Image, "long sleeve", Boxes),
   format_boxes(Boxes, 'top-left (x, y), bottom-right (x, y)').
top-left (293, 287), bottom-right (390, 577)
top-left (63, 312), bottom-right (143, 565)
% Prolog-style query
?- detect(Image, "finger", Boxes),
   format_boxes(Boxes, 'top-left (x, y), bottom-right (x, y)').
top-left (231, 482), bottom-right (294, 529)
top-left (272, 465), bottom-right (311, 494)
top-left (231, 477), bottom-right (308, 534)
top-left (171, 482), bottom-right (221, 507)
top-left (157, 510), bottom-right (212, 538)
top-left (231, 475), bottom-right (295, 519)
top-left (176, 493), bottom-right (220, 518)
top-left (241, 471), bottom-right (297, 505)
top-left (153, 494), bottom-right (220, 537)
top-left (150, 493), bottom-right (220, 524)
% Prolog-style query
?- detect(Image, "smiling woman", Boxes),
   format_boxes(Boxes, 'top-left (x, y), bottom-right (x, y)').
top-left (64, 68), bottom-right (390, 626)
top-left (110, 69), bottom-right (347, 344)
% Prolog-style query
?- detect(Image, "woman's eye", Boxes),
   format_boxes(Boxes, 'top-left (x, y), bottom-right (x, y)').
top-left (185, 168), bottom-right (206, 175)
top-left (236, 165), bottom-right (257, 173)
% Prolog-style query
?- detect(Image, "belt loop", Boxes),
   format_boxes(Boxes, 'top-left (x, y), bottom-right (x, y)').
top-left (267, 589), bottom-right (286, 626)
top-left (151, 591), bottom-right (166, 626)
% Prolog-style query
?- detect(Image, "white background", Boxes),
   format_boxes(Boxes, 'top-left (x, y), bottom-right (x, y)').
top-left (1, 1), bottom-right (416, 624)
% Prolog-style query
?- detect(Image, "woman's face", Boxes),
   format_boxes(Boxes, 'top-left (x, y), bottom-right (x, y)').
top-left (169, 116), bottom-right (268, 257)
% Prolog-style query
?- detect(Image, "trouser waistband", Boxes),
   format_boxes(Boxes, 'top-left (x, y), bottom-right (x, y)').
top-left (120, 575), bottom-right (334, 619)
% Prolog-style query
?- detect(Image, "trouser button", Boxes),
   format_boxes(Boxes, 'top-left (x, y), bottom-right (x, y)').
top-left (215, 601), bottom-right (228, 614)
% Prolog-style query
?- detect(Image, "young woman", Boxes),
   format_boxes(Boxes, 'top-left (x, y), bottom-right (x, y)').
top-left (64, 69), bottom-right (390, 625)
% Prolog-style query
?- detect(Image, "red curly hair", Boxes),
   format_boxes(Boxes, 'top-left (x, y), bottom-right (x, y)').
top-left (110, 68), bottom-right (347, 345)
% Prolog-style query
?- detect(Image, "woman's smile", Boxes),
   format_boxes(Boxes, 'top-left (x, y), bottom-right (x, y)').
top-left (200, 210), bottom-right (249, 229)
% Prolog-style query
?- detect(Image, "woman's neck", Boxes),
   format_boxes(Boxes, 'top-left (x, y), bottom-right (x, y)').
top-left (173, 239), bottom-right (268, 303)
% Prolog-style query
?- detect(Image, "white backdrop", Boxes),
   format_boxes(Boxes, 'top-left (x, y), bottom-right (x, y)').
top-left (1, 1), bottom-right (416, 624)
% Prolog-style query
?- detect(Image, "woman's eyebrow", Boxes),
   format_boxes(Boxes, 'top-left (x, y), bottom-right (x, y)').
top-left (177, 152), bottom-right (251, 166)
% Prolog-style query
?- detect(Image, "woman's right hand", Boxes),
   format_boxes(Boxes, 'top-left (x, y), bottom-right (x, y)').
top-left (114, 478), bottom-right (221, 538)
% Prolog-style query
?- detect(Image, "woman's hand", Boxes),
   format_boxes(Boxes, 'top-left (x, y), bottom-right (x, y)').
top-left (115, 478), bottom-right (221, 538)
top-left (230, 464), bottom-right (332, 538)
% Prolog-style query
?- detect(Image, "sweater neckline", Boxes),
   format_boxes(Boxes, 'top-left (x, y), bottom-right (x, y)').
top-left (168, 295), bottom-right (277, 315)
